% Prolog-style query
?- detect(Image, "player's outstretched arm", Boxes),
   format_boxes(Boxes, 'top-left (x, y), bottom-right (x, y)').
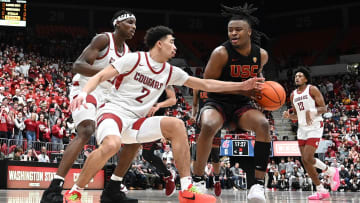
top-left (184, 76), bottom-right (264, 93)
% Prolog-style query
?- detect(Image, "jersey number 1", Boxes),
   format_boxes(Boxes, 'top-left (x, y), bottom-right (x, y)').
top-left (297, 102), bottom-right (305, 111)
top-left (135, 87), bottom-right (150, 103)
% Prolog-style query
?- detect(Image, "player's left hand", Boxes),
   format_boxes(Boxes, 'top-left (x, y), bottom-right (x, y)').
top-left (69, 94), bottom-right (87, 112)
top-left (147, 104), bottom-right (160, 117)
top-left (242, 77), bottom-right (265, 91)
top-left (305, 110), bottom-right (313, 126)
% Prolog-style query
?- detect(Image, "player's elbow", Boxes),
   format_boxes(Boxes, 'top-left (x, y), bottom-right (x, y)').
top-left (72, 61), bottom-right (82, 74)
top-left (170, 98), bottom-right (177, 106)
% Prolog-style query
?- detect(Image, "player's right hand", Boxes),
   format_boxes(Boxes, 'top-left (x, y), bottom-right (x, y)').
top-left (69, 94), bottom-right (87, 112)
top-left (282, 110), bottom-right (290, 119)
top-left (242, 77), bottom-right (265, 91)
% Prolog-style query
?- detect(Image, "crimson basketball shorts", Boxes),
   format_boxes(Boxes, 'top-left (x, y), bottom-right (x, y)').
top-left (297, 121), bottom-right (324, 148)
top-left (96, 103), bottom-right (165, 145)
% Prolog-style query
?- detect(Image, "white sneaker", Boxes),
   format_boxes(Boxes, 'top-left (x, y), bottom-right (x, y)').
top-left (193, 180), bottom-right (206, 193)
top-left (120, 183), bottom-right (128, 193)
top-left (248, 184), bottom-right (266, 203)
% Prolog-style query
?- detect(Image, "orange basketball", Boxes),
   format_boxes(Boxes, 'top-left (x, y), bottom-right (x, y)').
top-left (256, 81), bottom-right (286, 111)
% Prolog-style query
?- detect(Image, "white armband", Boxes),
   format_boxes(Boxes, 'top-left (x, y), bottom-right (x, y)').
top-left (78, 92), bottom-right (88, 100)
top-left (310, 108), bottom-right (318, 117)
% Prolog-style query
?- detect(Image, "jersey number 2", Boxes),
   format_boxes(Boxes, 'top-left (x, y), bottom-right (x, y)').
top-left (135, 87), bottom-right (150, 103)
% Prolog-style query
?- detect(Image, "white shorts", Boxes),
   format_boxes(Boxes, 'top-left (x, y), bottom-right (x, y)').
top-left (96, 103), bottom-right (165, 145)
top-left (297, 121), bottom-right (324, 140)
top-left (69, 83), bottom-right (107, 127)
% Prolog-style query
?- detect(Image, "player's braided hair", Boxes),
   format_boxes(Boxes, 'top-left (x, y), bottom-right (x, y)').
top-left (221, 3), bottom-right (268, 46)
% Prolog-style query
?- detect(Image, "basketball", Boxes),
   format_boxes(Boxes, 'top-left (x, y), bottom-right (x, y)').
top-left (256, 81), bottom-right (286, 111)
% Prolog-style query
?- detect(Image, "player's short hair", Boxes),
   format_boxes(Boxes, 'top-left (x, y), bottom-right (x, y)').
top-left (144, 26), bottom-right (174, 49)
top-left (111, 10), bottom-right (135, 27)
top-left (295, 67), bottom-right (311, 84)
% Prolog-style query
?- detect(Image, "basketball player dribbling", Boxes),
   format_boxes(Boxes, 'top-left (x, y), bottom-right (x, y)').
top-left (283, 68), bottom-right (340, 200)
top-left (192, 4), bottom-right (271, 202)
top-left (65, 25), bottom-right (264, 203)
top-left (41, 10), bottom-right (139, 203)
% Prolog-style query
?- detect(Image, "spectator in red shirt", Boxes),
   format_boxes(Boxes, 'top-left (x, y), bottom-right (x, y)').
top-left (24, 113), bottom-right (37, 149)
top-left (0, 105), bottom-right (8, 139)
top-left (7, 110), bottom-right (15, 139)
top-left (51, 118), bottom-right (64, 151)
top-left (36, 113), bottom-right (50, 142)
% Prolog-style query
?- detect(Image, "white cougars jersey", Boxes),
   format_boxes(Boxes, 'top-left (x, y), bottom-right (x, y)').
top-left (72, 32), bottom-right (130, 92)
top-left (104, 51), bottom-right (189, 118)
top-left (292, 85), bottom-right (323, 126)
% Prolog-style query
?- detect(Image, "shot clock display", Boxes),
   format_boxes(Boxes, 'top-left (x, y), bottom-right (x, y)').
top-left (0, 0), bottom-right (26, 27)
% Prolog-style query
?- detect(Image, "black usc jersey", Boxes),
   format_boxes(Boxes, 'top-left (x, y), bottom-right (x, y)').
top-left (208, 41), bottom-right (261, 104)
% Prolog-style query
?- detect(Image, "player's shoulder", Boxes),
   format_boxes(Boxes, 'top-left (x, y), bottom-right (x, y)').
top-left (90, 33), bottom-right (110, 48)
top-left (260, 48), bottom-right (268, 56)
top-left (309, 84), bottom-right (321, 94)
top-left (211, 45), bottom-right (228, 58)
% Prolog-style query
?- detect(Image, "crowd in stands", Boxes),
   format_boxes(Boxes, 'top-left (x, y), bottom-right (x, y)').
top-left (1, 25), bottom-right (359, 193)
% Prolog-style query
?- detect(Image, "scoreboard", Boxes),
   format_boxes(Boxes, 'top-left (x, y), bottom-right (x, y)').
top-left (220, 139), bottom-right (274, 157)
top-left (0, 0), bottom-right (26, 27)
top-left (220, 140), bottom-right (254, 157)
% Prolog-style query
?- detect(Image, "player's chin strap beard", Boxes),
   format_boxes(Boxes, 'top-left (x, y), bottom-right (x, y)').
top-left (113, 14), bottom-right (136, 26)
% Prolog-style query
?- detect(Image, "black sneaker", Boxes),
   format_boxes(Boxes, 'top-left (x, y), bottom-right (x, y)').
top-left (100, 180), bottom-right (138, 203)
top-left (40, 179), bottom-right (64, 203)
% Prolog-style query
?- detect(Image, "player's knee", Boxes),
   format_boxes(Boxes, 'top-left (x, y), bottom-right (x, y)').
top-left (254, 118), bottom-right (269, 134)
top-left (301, 154), bottom-right (313, 165)
top-left (100, 137), bottom-right (121, 156)
top-left (77, 120), bottom-right (95, 138)
top-left (161, 117), bottom-right (186, 136)
top-left (200, 120), bottom-right (221, 137)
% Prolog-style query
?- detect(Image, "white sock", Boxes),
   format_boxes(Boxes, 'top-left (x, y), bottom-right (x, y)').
top-left (180, 176), bottom-right (192, 191)
top-left (324, 166), bottom-right (335, 176)
top-left (69, 184), bottom-right (83, 193)
top-left (110, 174), bottom-right (123, 182)
top-left (313, 158), bottom-right (327, 171)
top-left (316, 184), bottom-right (326, 192)
top-left (54, 175), bottom-right (65, 181)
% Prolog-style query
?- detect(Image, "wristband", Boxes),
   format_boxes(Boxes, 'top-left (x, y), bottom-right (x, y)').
top-left (78, 92), bottom-right (88, 100)
top-left (310, 108), bottom-right (318, 116)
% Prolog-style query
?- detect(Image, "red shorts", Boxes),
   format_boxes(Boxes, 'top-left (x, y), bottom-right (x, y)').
top-left (298, 138), bottom-right (321, 148)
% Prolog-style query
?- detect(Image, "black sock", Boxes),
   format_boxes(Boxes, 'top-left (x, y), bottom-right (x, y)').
top-left (51, 178), bottom-right (64, 188)
top-left (256, 178), bottom-right (265, 186)
top-left (193, 175), bottom-right (204, 182)
top-left (214, 174), bottom-right (220, 182)
top-left (106, 179), bottom-right (121, 191)
top-left (254, 141), bottom-right (271, 172)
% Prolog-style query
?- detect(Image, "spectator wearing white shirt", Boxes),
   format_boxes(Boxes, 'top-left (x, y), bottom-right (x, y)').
top-left (14, 111), bottom-right (25, 147)
top-left (162, 145), bottom-right (173, 165)
top-left (38, 146), bottom-right (50, 163)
